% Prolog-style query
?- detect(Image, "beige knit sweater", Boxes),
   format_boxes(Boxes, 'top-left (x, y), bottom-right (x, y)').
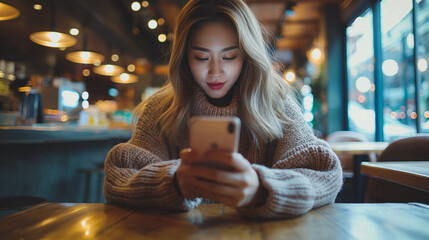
top-left (104, 89), bottom-right (343, 218)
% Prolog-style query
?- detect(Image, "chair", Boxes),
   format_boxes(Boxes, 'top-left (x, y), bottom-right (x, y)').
top-left (326, 131), bottom-right (376, 202)
top-left (365, 135), bottom-right (429, 204)
top-left (80, 162), bottom-right (105, 203)
top-left (326, 131), bottom-right (376, 177)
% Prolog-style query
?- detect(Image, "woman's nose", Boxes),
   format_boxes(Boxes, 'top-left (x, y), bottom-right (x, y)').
top-left (208, 60), bottom-right (222, 77)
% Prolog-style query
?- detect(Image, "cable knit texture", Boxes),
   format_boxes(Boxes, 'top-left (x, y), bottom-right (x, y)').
top-left (104, 89), bottom-right (343, 218)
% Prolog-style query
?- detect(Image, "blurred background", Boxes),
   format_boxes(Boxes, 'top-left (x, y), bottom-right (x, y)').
top-left (0, 0), bottom-right (428, 140)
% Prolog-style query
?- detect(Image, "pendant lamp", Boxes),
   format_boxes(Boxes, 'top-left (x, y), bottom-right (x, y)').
top-left (111, 73), bottom-right (138, 84)
top-left (93, 64), bottom-right (125, 76)
top-left (93, 47), bottom-right (125, 76)
top-left (29, 4), bottom-right (76, 48)
top-left (0, 2), bottom-right (20, 21)
top-left (65, 31), bottom-right (104, 65)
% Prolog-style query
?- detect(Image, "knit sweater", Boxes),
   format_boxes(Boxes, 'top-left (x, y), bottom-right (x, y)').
top-left (104, 88), bottom-right (343, 218)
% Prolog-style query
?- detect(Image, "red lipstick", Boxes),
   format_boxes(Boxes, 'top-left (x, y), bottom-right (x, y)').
top-left (207, 82), bottom-right (225, 90)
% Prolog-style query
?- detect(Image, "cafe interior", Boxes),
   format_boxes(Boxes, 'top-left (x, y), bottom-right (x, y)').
top-left (0, 0), bottom-right (428, 238)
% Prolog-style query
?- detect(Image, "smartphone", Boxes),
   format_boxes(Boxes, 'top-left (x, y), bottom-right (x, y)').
top-left (189, 116), bottom-right (241, 156)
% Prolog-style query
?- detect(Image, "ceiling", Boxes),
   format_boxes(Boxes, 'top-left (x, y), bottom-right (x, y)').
top-left (0, 0), bottom-right (353, 79)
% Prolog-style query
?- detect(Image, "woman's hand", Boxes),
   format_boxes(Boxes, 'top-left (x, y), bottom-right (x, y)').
top-left (175, 149), bottom-right (267, 208)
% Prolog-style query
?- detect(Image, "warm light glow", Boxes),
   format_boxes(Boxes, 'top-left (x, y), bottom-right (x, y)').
top-left (80, 52), bottom-right (90, 61)
top-left (307, 47), bottom-right (323, 64)
top-left (142, 1), bottom-right (149, 7)
top-left (47, 32), bottom-right (61, 42)
top-left (399, 112), bottom-right (406, 119)
top-left (358, 95), bottom-right (366, 103)
top-left (127, 64), bottom-right (136, 72)
top-left (158, 34), bottom-right (166, 42)
top-left (131, 2), bottom-right (141, 11)
top-left (61, 115), bottom-right (69, 122)
top-left (0, 3), bottom-right (20, 21)
top-left (30, 31), bottom-right (77, 48)
top-left (93, 64), bottom-right (125, 76)
top-left (148, 19), bottom-right (158, 29)
top-left (69, 28), bottom-right (79, 36)
top-left (424, 111), bottom-right (429, 118)
top-left (93, 59), bottom-right (101, 66)
top-left (391, 112), bottom-right (397, 119)
top-left (111, 54), bottom-right (119, 62)
top-left (418, 58), bottom-right (428, 72)
top-left (105, 65), bottom-right (114, 73)
top-left (382, 59), bottom-right (399, 77)
top-left (121, 73), bottom-right (129, 81)
top-left (33, 4), bottom-right (42, 11)
top-left (82, 69), bottom-right (90, 76)
top-left (284, 71), bottom-right (295, 83)
top-left (355, 77), bottom-right (371, 93)
top-left (18, 87), bottom-right (31, 92)
top-left (81, 220), bottom-right (86, 226)
top-left (66, 51), bottom-right (104, 64)
top-left (311, 48), bottom-right (322, 60)
top-left (370, 84), bottom-right (376, 92)
top-left (410, 112), bottom-right (417, 119)
top-left (111, 73), bottom-right (138, 84)
top-left (158, 18), bottom-right (165, 25)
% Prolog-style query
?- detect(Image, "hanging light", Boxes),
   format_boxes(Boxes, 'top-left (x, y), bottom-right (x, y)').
top-left (66, 51), bottom-right (104, 64)
top-left (0, 2), bottom-right (20, 21)
top-left (30, 31), bottom-right (76, 48)
top-left (29, 4), bottom-right (77, 48)
top-left (65, 32), bottom-right (104, 64)
top-left (93, 64), bottom-right (125, 76)
top-left (111, 73), bottom-right (138, 84)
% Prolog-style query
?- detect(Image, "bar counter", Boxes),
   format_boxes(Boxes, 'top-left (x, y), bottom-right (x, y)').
top-left (0, 125), bottom-right (132, 205)
top-left (0, 125), bottom-right (132, 144)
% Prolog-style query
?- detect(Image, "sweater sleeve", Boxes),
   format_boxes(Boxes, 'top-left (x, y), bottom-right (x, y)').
top-left (237, 99), bottom-right (343, 218)
top-left (103, 94), bottom-right (201, 211)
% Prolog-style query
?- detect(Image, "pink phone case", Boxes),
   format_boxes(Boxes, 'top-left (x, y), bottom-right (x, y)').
top-left (189, 116), bottom-right (241, 156)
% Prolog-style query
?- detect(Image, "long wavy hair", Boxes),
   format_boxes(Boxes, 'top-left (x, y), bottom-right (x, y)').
top-left (134, 0), bottom-right (296, 147)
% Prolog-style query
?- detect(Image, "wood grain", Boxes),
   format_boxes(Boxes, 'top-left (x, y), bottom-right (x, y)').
top-left (1, 203), bottom-right (428, 239)
top-left (361, 161), bottom-right (429, 192)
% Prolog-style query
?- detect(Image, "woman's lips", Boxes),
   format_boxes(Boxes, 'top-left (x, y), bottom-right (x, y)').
top-left (207, 82), bottom-right (225, 90)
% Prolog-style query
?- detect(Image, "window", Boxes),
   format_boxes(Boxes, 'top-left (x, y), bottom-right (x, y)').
top-left (416, 0), bottom-right (429, 131)
top-left (380, 0), bottom-right (416, 141)
top-left (346, 10), bottom-right (376, 140)
top-left (345, 0), bottom-right (429, 141)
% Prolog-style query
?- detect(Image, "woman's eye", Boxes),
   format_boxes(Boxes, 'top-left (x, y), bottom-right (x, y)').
top-left (195, 57), bottom-right (209, 61)
top-left (223, 56), bottom-right (236, 60)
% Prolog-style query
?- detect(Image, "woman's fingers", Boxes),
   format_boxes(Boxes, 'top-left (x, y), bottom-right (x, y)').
top-left (180, 148), bottom-right (199, 164)
top-left (202, 151), bottom-right (251, 171)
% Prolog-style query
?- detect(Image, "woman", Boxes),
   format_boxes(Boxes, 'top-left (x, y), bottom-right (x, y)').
top-left (104, 0), bottom-right (342, 219)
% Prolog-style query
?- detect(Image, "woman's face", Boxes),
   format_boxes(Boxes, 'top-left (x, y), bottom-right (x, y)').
top-left (187, 21), bottom-right (243, 99)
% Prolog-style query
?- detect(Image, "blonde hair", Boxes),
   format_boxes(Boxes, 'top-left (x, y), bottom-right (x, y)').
top-left (134, 0), bottom-right (296, 146)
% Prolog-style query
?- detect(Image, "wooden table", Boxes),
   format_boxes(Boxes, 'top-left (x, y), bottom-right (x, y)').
top-left (1, 203), bottom-right (429, 239)
top-left (361, 161), bottom-right (429, 192)
top-left (329, 142), bottom-right (389, 155)
top-left (329, 141), bottom-right (390, 202)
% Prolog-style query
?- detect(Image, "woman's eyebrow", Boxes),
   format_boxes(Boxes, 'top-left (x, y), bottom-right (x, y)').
top-left (191, 46), bottom-right (238, 52)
